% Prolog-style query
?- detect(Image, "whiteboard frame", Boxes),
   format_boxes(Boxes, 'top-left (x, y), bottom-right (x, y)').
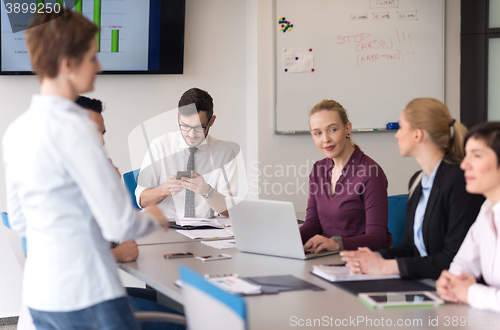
top-left (272, 0), bottom-right (446, 135)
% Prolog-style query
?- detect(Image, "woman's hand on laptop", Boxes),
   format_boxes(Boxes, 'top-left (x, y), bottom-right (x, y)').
top-left (303, 235), bottom-right (339, 253)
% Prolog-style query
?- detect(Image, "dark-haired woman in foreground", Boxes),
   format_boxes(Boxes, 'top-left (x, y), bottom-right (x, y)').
top-left (438, 122), bottom-right (500, 312)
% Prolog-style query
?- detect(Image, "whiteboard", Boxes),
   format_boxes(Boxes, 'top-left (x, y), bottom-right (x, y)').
top-left (274, 0), bottom-right (445, 133)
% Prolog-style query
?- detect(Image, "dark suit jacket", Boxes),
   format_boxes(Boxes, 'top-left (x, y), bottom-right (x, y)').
top-left (379, 161), bottom-right (484, 279)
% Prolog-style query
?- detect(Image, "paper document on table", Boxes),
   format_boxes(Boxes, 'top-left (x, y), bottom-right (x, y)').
top-left (201, 239), bottom-right (236, 249)
top-left (207, 276), bottom-right (261, 295)
top-left (175, 217), bottom-right (224, 228)
top-left (176, 228), bottom-right (234, 240)
top-left (312, 265), bottom-right (400, 282)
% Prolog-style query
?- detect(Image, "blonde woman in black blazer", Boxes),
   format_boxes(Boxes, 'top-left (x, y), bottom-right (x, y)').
top-left (341, 98), bottom-right (484, 279)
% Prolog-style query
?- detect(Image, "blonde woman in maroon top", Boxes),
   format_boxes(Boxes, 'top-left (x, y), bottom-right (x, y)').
top-left (301, 100), bottom-right (393, 253)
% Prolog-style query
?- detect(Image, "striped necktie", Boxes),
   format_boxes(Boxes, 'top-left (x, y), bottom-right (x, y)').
top-left (184, 147), bottom-right (198, 217)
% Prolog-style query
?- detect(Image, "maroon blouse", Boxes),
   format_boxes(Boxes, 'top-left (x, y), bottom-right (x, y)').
top-left (300, 146), bottom-right (393, 250)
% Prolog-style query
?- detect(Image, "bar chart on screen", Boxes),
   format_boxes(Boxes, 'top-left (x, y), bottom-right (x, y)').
top-left (0, 0), bottom-right (150, 71)
top-left (0, 0), bottom-right (185, 73)
top-left (80, 0), bottom-right (150, 70)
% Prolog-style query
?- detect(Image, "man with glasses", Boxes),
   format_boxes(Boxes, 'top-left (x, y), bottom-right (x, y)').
top-left (135, 88), bottom-right (237, 219)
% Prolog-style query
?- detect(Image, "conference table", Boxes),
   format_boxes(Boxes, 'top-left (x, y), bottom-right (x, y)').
top-left (119, 228), bottom-right (500, 330)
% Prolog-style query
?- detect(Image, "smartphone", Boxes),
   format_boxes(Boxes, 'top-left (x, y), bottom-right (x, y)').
top-left (176, 171), bottom-right (192, 180)
top-left (196, 254), bottom-right (232, 262)
top-left (163, 252), bottom-right (194, 259)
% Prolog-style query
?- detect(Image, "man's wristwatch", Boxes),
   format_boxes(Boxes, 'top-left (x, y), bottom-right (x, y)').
top-left (202, 185), bottom-right (214, 199)
top-left (331, 235), bottom-right (343, 251)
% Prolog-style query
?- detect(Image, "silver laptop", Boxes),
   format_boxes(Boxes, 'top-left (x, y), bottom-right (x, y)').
top-left (226, 198), bottom-right (338, 260)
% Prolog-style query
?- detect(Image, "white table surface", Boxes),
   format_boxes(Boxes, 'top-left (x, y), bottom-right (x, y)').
top-left (119, 242), bottom-right (500, 330)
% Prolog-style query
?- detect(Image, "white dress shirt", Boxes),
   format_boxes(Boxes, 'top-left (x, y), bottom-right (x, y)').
top-left (135, 131), bottom-right (238, 219)
top-left (3, 95), bottom-right (159, 312)
top-left (449, 199), bottom-right (500, 313)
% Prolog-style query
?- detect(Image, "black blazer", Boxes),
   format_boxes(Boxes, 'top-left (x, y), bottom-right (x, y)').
top-left (379, 161), bottom-right (484, 279)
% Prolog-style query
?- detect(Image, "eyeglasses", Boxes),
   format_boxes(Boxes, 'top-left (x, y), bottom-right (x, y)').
top-left (178, 116), bottom-right (212, 133)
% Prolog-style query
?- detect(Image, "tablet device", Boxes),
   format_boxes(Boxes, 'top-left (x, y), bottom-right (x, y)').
top-left (163, 252), bottom-right (194, 259)
top-left (196, 254), bottom-right (232, 261)
top-left (358, 291), bottom-right (444, 309)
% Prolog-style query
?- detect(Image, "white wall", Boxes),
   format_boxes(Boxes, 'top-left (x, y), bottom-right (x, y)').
top-left (0, 0), bottom-right (461, 318)
top-left (254, 0), bottom-right (461, 213)
top-left (0, 77), bottom-right (38, 318)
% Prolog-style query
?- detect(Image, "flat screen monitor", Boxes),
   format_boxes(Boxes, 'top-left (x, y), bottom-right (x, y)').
top-left (0, 0), bottom-right (185, 74)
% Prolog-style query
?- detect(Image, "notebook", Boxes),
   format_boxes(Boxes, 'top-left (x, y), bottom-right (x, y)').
top-left (312, 264), bottom-right (400, 282)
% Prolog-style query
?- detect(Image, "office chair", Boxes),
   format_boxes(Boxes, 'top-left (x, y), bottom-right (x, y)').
top-left (120, 172), bottom-right (190, 326)
top-left (123, 169), bottom-right (141, 209)
top-left (179, 265), bottom-right (247, 330)
top-left (387, 194), bottom-right (408, 247)
top-left (134, 312), bottom-right (186, 326)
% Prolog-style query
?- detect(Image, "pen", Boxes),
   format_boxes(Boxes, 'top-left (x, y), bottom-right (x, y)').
top-left (324, 263), bottom-right (346, 267)
top-left (183, 219), bottom-right (211, 223)
top-left (204, 273), bottom-right (238, 279)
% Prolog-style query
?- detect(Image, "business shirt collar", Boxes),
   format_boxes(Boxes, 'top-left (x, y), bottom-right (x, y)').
top-left (421, 159), bottom-right (442, 190)
top-left (31, 94), bottom-right (87, 117)
top-left (485, 199), bottom-right (500, 217)
top-left (492, 200), bottom-right (500, 212)
top-left (177, 131), bottom-right (211, 152)
top-left (481, 200), bottom-right (500, 234)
